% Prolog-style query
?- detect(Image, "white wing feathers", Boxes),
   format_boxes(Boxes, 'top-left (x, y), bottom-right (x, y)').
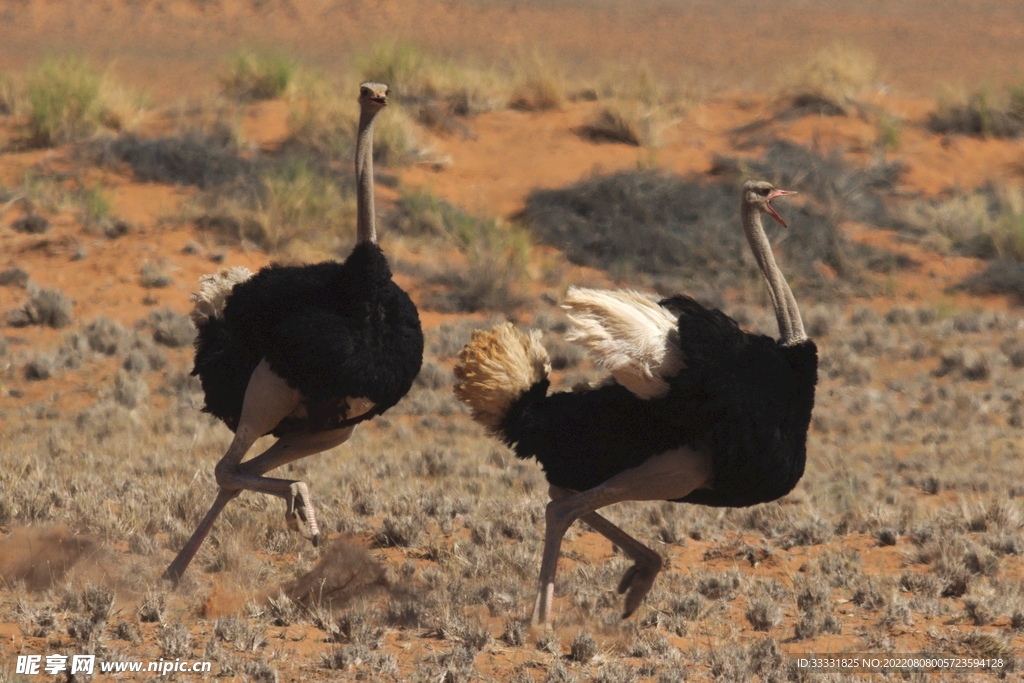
top-left (563, 286), bottom-right (684, 399)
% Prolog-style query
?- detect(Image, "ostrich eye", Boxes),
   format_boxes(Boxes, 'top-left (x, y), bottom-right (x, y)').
top-left (361, 88), bottom-right (370, 97)
top-left (759, 187), bottom-right (771, 196)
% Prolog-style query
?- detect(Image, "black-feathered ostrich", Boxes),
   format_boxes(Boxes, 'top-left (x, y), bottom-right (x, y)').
top-left (453, 180), bottom-right (817, 626)
top-left (163, 83), bottom-right (423, 583)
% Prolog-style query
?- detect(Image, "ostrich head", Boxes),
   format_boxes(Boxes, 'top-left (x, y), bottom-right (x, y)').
top-left (743, 179), bottom-right (795, 228)
top-left (359, 82), bottom-right (389, 112)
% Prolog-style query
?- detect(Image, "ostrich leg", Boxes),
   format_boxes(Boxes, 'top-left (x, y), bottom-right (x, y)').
top-left (163, 360), bottom-right (352, 583)
top-left (532, 447), bottom-right (712, 627)
top-left (548, 486), bottom-right (664, 619)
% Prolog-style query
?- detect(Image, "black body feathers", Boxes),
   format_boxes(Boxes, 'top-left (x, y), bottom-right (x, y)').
top-left (497, 294), bottom-right (817, 508)
top-left (192, 242), bottom-right (423, 436)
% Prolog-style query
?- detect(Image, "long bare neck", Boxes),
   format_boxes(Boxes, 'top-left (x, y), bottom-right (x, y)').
top-left (741, 201), bottom-right (807, 345)
top-left (355, 108), bottom-right (378, 244)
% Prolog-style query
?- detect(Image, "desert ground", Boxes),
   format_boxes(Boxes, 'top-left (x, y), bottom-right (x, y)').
top-left (2, 0), bottom-right (1024, 680)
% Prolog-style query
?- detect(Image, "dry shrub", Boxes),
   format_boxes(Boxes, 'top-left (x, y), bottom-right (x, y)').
top-left (10, 214), bottom-right (50, 234)
top-left (523, 142), bottom-right (900, 294)
top-left (149, 308), bottom-right (196, 348)
top-left (139, 261), bottom-right (172, 288)
top-left (745, 596), bottom-right (783, 632)
top-left (508, 51), bottom-right (565, 111)
top-left (0, 266), bottom-right (30, 288)
top-left (578, 101), bottom-right (665, 147)
top-left (182, 157), bottom-right (354, 256)
top-left (569, 630), bottom-right (598, 663)
top-left (287, 76), bottom-right (435, 166)
top-left (84, 316), bottom-right (132, 355)
top-left (929, 85), bottom-right (1024, 138)
top-left (221, 50), bottom-right (297, 101)
top-left (779, 42), bottom-right (879, 115)
top-left (103, 124), bottom-right (250, 191)
top-left (113, 370), bottom-right (148, 408)
top-left (395, 190), bottom-right (530, 313)
top-left (159, 622), bottom-right (192, 658)
top-left (5, 285), bottom-right (73, 328)
top-left (358, 42), bottom-right (505, 120)
top-left (958, 260), bottom-right (1024, 303)
top-left (904, 186), bottom-right (1024, 260)
top-left (0, 71), bottom-right (23, 116)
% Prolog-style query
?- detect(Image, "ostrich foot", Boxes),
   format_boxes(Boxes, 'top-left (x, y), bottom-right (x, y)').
top-left (531, 581), bottom-right (556, 629)
top-left (616, 558), bottom-right (663, 618)
top-left (285, 482), bottom-right (320, 547)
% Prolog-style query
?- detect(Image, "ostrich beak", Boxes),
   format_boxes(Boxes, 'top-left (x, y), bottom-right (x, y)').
top-left (766, 189), bottom-right (795, 228)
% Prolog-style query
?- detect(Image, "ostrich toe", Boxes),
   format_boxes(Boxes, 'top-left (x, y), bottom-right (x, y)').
top-left (617, 562), bottom-right (661, 618)
top-left (286, 481), bottom-right (320, 544)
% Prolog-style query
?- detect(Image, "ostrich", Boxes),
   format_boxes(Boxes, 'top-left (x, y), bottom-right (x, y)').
top-left (163, 82), bottom-right (424, 583)
top-left (453, 180), bottom-right (816, 626)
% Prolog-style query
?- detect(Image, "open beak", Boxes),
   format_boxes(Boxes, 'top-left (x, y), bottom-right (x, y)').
top-left (766, 189), bottom-right (795, 228)
top-left (372, 97), bottom-right (388, 106)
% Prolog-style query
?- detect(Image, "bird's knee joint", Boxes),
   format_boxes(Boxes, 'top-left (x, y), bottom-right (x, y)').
top-left (545, 498), bottom-right (576, 533)
top-left (647, 553), bottom-right (665, 572)
top-left (214, 462), bottom-right (240, 489)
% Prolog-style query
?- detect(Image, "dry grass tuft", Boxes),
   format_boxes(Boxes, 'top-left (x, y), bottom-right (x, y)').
top-left (395, 190), bottom-right (531, 313)
top-left (508, 51), bottom-right (565, 112)
top-left (929, 85), bottom-right (1024, 138)
top-left (4, 285), bottom-right (73, 328)
top-left (22, 58), bottom-right (146, 147)
top-left (221, 50), bottom-right (298, 101)
top-left (778, 42), bottom-right (879, 115)
top-left (903, 185), bottom-right (1024, 260)
top-left (287, 76), bottom-right (438, 167)
top-left (578, 101), bottom-right (664, 147)
top-left (148, 307), bottom-right (196, 348)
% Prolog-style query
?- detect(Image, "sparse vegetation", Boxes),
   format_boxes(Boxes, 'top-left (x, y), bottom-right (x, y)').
top-left (4, 285), bottom-right (73, 328)
top-left (929, 85), bottom-right (1024, 138)
top-left (393, 189), bottom-right (531, 312)
top-left (25, 58), bottom-right (103, 146)
top-left (578, 101), bottom-right (664, 147)
top-left (524, 143), bottom-right (901, 292)
top-left (22, 58), bottom-right (143, 147)
top-left (508, 50), bottom-right (565, 111)
top-left (903, 185), bottom-right (1024, 260)
top-left (221, 50), bottom-right (297, 101)
top-left (287, 76), bottom-right (433, 166)
top-left (3, 24), bottom-right (1024, 683)
top-left (779, 42), bottom-right (879, 115)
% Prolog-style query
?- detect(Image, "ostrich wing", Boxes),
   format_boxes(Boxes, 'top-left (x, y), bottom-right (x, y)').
top-left (563, 287), bottom-right (684, 399)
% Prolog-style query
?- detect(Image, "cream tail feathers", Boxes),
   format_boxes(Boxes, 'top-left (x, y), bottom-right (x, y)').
top-left (563, 286), bottom-right (684, 400)
top-left (189, 266), bottom-right (253, 328)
